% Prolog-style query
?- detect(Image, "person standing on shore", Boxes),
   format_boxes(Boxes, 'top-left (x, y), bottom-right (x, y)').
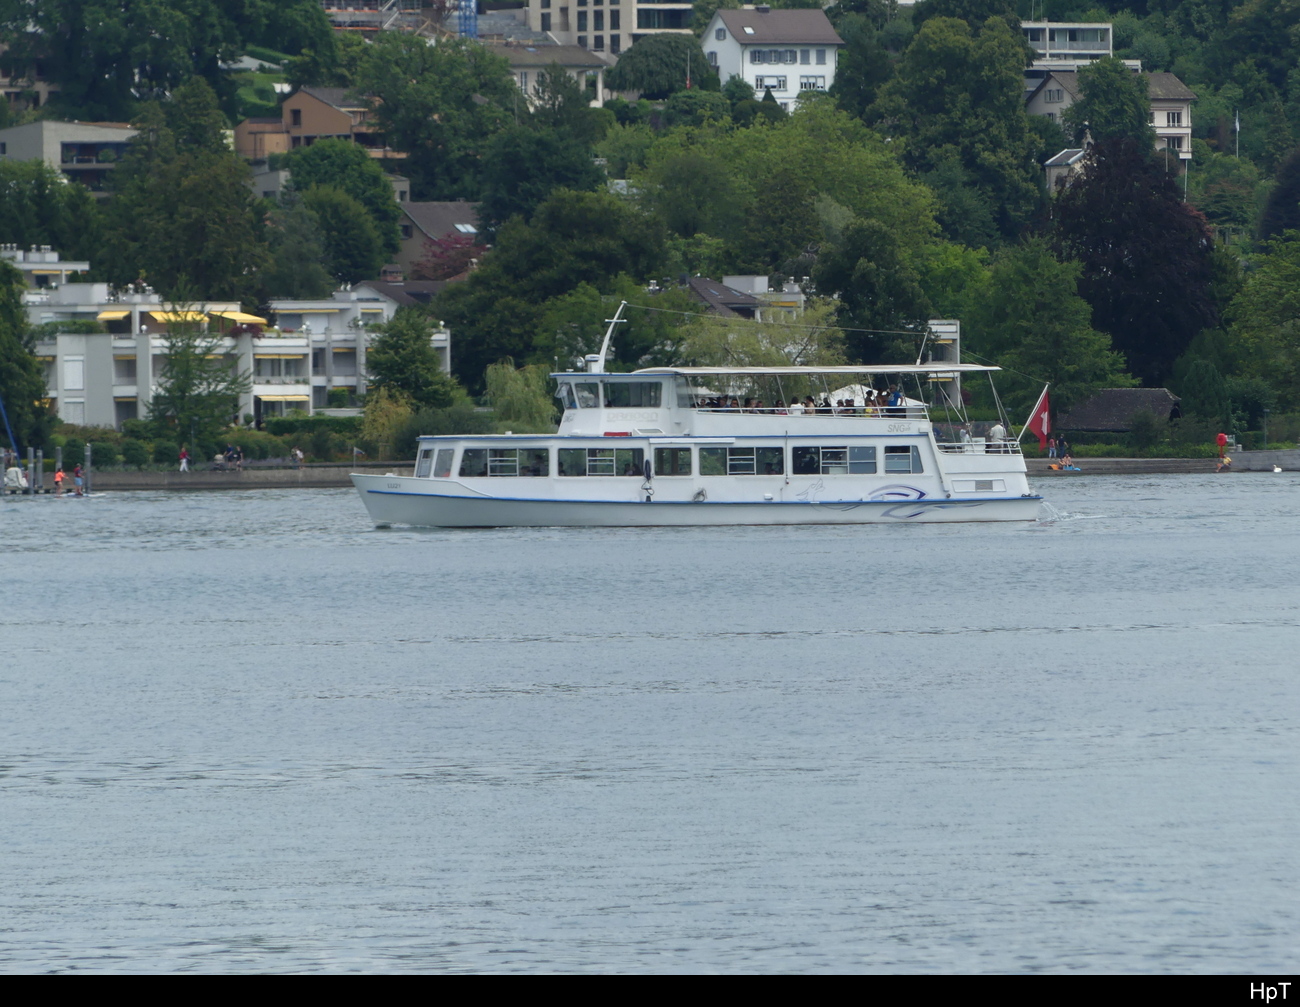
top-left (179, 446), bottom-right (189, 473)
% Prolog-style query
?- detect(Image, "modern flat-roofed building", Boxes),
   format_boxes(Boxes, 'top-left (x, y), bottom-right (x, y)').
top-left (0, 120), bottom-right (137, 195)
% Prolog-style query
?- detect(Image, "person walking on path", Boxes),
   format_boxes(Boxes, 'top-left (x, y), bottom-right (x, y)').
top-left (179, 446), bottom-right (189, 473)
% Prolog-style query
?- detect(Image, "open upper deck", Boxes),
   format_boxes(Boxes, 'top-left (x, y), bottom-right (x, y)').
top-left (552, 364), bottom-right (1006, 440)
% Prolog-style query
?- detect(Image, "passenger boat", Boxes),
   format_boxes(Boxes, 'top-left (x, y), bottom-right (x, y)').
top-left (351, 327), bottom-right (1042, 528)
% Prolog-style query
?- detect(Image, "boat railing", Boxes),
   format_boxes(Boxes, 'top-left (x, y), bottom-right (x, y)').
top-left (936, 439), bottom-right (1022, 455)
top-left (691, 404), bottom-right (930, 420)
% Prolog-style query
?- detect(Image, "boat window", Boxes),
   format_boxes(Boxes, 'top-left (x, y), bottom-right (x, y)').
top-left (460, 448), bottom-right (549, 477)
top-left (603, 381), bottom-right (662, 408)
top-left (459, 449), bottom-right (488, 477)
top-left (434, 449), bottom-right (454, 478)
top-left (700, 446), bottom-right (784, 475)
top-left (575, 383), bottom-right (600, 408)
top-left (557, 447), bottom-right (645, 476)
top-left (849, 446), bottom-right (876, 474)
top-left (415, 448), bottom-right (434, 478)
top-left (884, 445), bottom-right (923, 474)
top-left (654, 447), bottom-right (692, 476)
top-left (792, 446), bottom-right (870, 475)
top-left (556, 383), bottom-right (578, 410)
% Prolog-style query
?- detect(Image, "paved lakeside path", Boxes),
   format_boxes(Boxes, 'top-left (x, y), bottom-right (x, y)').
top-left (13, 450), bottom-right (1299, 492)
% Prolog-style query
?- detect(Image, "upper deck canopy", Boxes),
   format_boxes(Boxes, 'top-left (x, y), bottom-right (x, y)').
top-left (551, 365), bottom-right (1000, 379)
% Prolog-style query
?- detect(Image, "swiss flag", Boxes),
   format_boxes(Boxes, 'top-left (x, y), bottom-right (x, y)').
top-left (1025, 386), bottom-right (1051, 450)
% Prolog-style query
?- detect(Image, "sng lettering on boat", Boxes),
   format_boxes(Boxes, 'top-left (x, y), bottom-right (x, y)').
top-left (887, 423), bottom-right (913, 433)
top-left (606, 411), bottom-right (659, 423)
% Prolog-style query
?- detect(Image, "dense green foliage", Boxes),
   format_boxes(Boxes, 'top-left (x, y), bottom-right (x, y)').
top-left (15, 2), bottom-right (1300, 451)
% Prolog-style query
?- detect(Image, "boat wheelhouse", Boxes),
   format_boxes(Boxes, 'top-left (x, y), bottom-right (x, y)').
top-left (351, 362), bottom-right (1042, 527)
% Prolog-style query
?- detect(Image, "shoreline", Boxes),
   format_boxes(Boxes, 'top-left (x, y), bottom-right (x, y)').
top-left (6, 450), bottom-right (1293, 493)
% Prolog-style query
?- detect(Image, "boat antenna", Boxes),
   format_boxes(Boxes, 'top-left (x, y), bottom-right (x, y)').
top-left (915, 323), bottom-right (931, 367)
top-left (590, 300), bottom-right (628, 374)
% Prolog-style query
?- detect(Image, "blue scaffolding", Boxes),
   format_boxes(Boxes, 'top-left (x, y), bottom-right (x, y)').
top-left (458, 0), bottom-right (478, 38)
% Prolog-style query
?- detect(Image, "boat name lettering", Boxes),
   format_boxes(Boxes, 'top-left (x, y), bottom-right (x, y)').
top-left (887, 423), bottom-right (913, 433)
top-left (606, 410), bottom-right (658, 422)
top-left (386, 481), bottom-right (401, 489)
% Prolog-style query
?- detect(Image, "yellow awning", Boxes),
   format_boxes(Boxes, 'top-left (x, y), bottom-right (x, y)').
top-left (31, 269), bottom-right (66, 275)
top-left (97, 310), bottom-right (130, 321)
top-left (149, 310), bottom-right (207, 322)
top-left (331, 346), bottom-right (357, 352)
top-left (211, 310), bottom-right (268, 324)
top-left (360, 307), bottom-right (385, 313)
top-left (113, 353), bottom-right (136, 360)
top-left (113, 396), bottom-right (137, 402)
top-left (285, 308), bottom-right (341, 313)
top-left (256, 394), bottom-right (310, 402)
top-left (254, 353), bottom-right (307, 359)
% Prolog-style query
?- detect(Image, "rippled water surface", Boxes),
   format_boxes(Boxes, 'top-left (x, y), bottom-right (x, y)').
top-left (1, 476), bottom-right (1297, 973)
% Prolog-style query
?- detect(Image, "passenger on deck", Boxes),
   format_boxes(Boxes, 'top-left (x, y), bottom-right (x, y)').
top-left (788, 398), bottom-right (805, 415)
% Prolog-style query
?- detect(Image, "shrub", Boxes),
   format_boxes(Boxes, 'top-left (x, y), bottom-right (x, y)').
top-left (89, 440), bottom-right (119, 466)
top-left (120, 439), bottom-right (151, 468)
top-left (327, 387), bottom-right (350, 408)
top-left (153, 439), bottom-right (176, 464)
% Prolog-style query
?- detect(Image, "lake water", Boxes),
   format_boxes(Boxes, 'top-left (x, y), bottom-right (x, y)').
top-left (1, 476), bottom-right (1296, 973)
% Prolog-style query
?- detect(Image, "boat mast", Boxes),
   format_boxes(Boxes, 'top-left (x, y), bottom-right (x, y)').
top-left (588, 300), bottom-right (628, 374)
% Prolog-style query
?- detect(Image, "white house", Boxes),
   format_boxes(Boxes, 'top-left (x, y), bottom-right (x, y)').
top-left (1027, 69), bottom-right (1196, 167)
top-left (703, 6), bottom-right (843, 110)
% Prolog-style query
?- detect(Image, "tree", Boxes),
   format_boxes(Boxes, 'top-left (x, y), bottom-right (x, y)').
top-left (830, 13), bottom-right (894, 119)
top-left (476, 127), bottom-right (605, 235)
top-left (1258, 146), bottom-right (1300, 240)
top-left (605, 34), bottom-right (719, 99)
top-left (103, 79), bottom-right (267, 301)
top-left (1227, 231), bottom-right (1300, 408)
top-left (869, 16), bottom-right (1041, 243)
top-left (484, 359), bottom-right (556, 433)
top-left (147, 318), bottom-right (250, 446)
top-left (258, 193), bottom-right (334, 300)
top-left (663, 89), bottom-right (732, 129)
top-left (1062, 57), bottom-right (1154, 148)
top-left (0, 260), bottom-right (52, 450)
top-left (529, 65), bottom-right (603, 143)
top-left (366, 310), bottom-right (460, 409)
top-left (1178, 359), bottom-right (1232, 426)
top-left (812, 217), bottom-right (931, 362)
top-left (0, 161), bottom-right (102, 264)
top-left (964, 239), bottom-right (1134, 416)
top-left (676, 298), bottom-right (846, 368)
top-left (1053, 138), bottom-right (1220, 385)
top-left (351, 33), bottom-right (516, 199)
top-left (285, 139), bottom-right (402, 255)
top-left (911, 0), bottom-right (1018, 34)
top-left (436, 189), bottom-right (668, 388)
top-left (412, 232), bottom-right (485, 282)
top-left (300, 186), bottom-right (385, 284)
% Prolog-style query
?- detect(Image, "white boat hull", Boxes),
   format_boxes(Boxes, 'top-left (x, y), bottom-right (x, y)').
top-left (352, 474), bottom-right (1042, 527)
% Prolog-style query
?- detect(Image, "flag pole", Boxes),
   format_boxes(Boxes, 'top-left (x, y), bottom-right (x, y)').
top-left (1017, 383), bottom-right (1051, 444)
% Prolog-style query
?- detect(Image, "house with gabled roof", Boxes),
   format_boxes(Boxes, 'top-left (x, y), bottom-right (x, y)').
top-left (235, 85), bottom-right (402, 161)
top-left (395, 201), bottom-right (483, 279)
top-left (702, 5), bottom-right (843, 110)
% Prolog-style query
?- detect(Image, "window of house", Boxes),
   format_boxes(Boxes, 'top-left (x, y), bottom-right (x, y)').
top-left (578, 11), bottom-right (586, 29)
top-left (610, 12), bottom-right (619, 28)
top-left (784, 49), bottom-right (797, 63)
top-left (708, 50), bottom-right (718, 66)
top-left (593, 34), bottom-right (604, 49)
top-left (751, 49), bottom-right (764, 63)
top-left (799, 76), bottom-right (825, 91)
top-left (800, 49), bottom-right (810, 64)
top-left (815, 48), bottom-right (826, 65)
top-left (577, 34), bottom-right (587, 46)
top-left (1167, 110), bottom-right (1182, 126)
top-left (542, 0), bottom-right (550, 7)
top-left (541, 12), bottom-right (551, 29)
top-left (290, 108), bottom-right (301, 126)
top-left (594, 11), bottom-right (603, 29)
top-left (1167, 136), bottom-right (1183, 150)
top-left (113, 357), bottom-right (136, 383)
top-left (400, 223), bottom-right (413, 239)
top-left (610, 33), bottom-right (620, 53)
top-left (63, 357), bottom-right (84, 391)
top-left (1045, 88), bottom-right (1063, 103)
top-left (716, 27), bottom-right (726, 40)
top-left (755, 75), bottom-right (786, 91)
